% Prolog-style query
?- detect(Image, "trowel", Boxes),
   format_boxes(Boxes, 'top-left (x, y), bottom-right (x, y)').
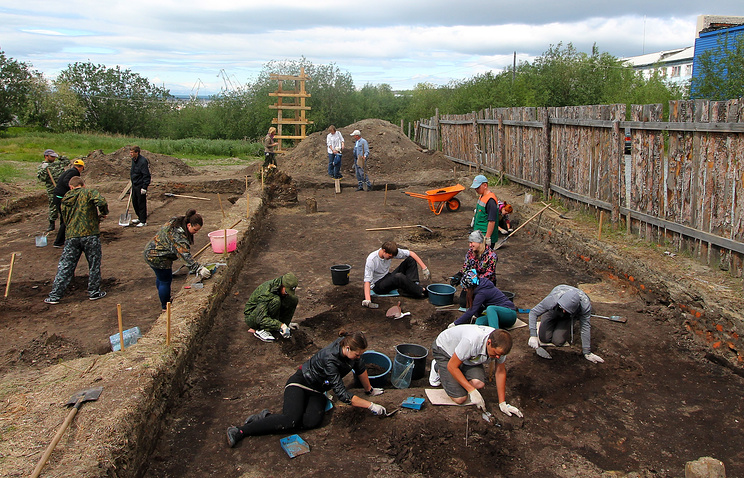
top-left (386, 301), bottom-right (411, 320)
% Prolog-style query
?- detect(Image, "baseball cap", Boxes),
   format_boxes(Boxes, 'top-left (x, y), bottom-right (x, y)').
top-left (282, 272), bottom-right (298, 295)
top-left (73, 159), bottom-right (85, 168)
top-left (43, 149), bottom-right (59, 158)
top-left (470, 174), bottom-right (488, 189)
top-left (350, 130), bottom-right (361, 136)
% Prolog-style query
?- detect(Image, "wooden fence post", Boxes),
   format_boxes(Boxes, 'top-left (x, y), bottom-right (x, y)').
top-left (541, 109), bottom-right (551, 200)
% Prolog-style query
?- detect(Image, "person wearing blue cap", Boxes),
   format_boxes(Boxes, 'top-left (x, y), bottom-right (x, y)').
top-left (469, 174), bottom-right (500, 247)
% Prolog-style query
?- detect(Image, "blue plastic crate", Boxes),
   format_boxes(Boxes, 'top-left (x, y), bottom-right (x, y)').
top-left (279, 434), bottom-right (310, 458)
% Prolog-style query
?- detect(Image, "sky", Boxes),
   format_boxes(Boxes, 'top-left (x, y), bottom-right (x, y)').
top-left (2, 1), bottom-right (742, 96)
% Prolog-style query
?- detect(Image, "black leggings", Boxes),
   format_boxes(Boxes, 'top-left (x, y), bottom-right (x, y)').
top-left (373, 256), bottom-right (425, 298)
top-left (237, 370), bottom-right (327, 436)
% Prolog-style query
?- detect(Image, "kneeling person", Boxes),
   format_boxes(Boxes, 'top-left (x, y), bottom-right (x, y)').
top-left (244, 272), bottom-right (299, 342)
top-left (430, 325), bottom-right (522, 417)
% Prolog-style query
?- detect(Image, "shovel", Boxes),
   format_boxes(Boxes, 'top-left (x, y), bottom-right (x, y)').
top-left (119, 188), bottom-right (133, 226)
top-left (31, 386), bottom-right (103, 478)
top-left (493, 203), bottom-right (550, 250)
top-left (592, 314), bottom-right (627, 323)
top-left (35, 232), bottom-right (49, 247)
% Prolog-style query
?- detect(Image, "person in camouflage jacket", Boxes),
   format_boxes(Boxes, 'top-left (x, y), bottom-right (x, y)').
top-left (144, 209), bottom-right (211, 310)
top-left (45, 177), bottom-right (109, 304)
top-left (243, 273), bottom-right (298, 341)
top-left (36, 149), bottom-right (70, 231)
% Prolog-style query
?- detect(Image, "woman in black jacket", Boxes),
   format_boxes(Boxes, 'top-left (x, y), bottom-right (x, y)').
top-left (226, 331), bottom-right (387, 447)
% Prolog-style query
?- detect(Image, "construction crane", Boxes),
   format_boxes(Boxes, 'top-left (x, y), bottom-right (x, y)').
top-left (190, 78), bottom-right (205, 100)
top-left (217, 69), bottom-right (239, 92)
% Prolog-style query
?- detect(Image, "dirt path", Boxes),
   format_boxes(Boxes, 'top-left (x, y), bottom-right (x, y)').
top-left (142, 184), bottom-right (744, 478)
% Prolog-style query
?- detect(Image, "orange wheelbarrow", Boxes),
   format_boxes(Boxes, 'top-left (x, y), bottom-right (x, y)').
top-left (404, 184), bottom-right (465, 215)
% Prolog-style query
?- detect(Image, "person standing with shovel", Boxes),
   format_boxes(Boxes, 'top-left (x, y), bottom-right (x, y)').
top-left (37, 149), bottom-right (70, 232)
top-left (143, 209), bottom-right (211, 312)
top-left (129, 146), bottom-right (151, 227)
top-left (351, 129), bottom-right (371, 191)
top-left (51, 159), bottom-right (85, 248)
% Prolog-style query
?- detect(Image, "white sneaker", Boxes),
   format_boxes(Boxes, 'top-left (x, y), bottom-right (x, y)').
top-left (136, 222), bottom-right (147, 227)
top-left (429, 359), bottom-right (441, 387)
top-left (131, 219), bottom-right (140, 225)
top-left (254, 330), bottom-right (275, 342)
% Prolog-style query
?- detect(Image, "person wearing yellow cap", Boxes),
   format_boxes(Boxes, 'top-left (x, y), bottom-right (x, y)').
top-left (51, 159), bottom-right (85, 247)
top-left (243, 272), bottom-right (300, 342)
top-left (37, 149), bottom-right (70, 231)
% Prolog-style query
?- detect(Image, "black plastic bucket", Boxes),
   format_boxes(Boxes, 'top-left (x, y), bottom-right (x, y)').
top-left (394, 343), bottom-right (428, 380)
top-left (330, 264), bottom-right (351, 285)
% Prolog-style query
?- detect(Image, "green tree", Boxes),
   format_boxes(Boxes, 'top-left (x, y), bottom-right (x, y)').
top-left (56, 62), bottom-right (173, 136)
top-left (0, 50), bottom-right (37, 127)
top-left (692, 32), bottom-right (744, 100)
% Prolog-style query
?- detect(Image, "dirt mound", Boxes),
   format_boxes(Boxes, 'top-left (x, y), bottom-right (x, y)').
top-left (0, 181), bottom-right (20, 200)
top-left (281, 118), bottom-right (454, 184)
top-left (264, 170), bottom-right (298, 206)
top-left (82, 147), bottom-right (198, 182)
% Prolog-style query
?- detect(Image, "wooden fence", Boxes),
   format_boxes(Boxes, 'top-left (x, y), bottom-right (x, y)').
top-left (414, 99), bottom-right (744, 276)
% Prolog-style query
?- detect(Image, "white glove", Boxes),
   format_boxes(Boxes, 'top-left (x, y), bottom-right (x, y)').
top-left (470, 212), bottom-right (475, 227)
top-left (447, 322), bottom-right (456, 329)
top-left (584, 352), bottom-right (605, 364)
top-left (528, 336), bottom-right (540, 349)
top-left (499, 401), bottom-right (523, 418)
top-left (197, 266), bottom-right (211, 280)
top-left (361, 300), bottom-right (379, 309)
top-left (280, 323), bottom-right (291, 339)
top-left (141, 188), bottom-right (147, 195)
top-left (468, 389), bottom-right (486, 411)
top-left (366, 387), bottom-right (384, 397)
top-left (485, 236), bottom-right (492, 247)
top-left (368, 403), bottom-right (386, 416)
top-left (289, 322), bottom-right (300, 330)
top-left (40, 162), bottom-right (49, 169)
top-left (422, 268), bottom-right (431, 280)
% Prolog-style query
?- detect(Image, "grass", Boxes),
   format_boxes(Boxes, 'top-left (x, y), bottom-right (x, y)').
top-left (0, 128), bottom-right (264, 183)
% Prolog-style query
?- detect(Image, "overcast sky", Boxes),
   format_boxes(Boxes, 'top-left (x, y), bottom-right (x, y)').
top-left (2, 1), bottom-right (742, 96)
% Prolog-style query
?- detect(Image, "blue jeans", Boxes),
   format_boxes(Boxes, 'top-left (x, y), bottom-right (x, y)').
top-left (354, 157), bottom-right (371, 188)
top-left (328, 153), bottom-right (342, 178)
top-left (151, 266), bottom-right (173, 310)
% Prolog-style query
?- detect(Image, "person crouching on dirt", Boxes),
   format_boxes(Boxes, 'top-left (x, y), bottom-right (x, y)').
top-left (497, 200), bottom-right (513, 235)
top-left (244, 272), bottom-right (299, 342)
top-left (362, 241), bottom-right (430, 309)
top-left (452, 230), bottom-right (499, 307)
top-left (527, 285), bottom-right (604, 363)
top-left (143, 209), bottom-right (211, 312)
top-left (429, 326), bottom-right (522, 418)
top-left (45, 176), bottom-right (108, 304)
top-left (450, 269), bottom-right (516, 329)
top-left (226, 331), bottom-right (387, 448)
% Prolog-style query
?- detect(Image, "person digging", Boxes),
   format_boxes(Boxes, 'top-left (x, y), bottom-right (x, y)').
top-left (37, 148), bottom-right (70, 232)
top-left (244, 272), bottom-right (300, 342)
top-left (527, 285), bottom-right (604, 363)
top-left (429, 326), bottom-right (522, 418)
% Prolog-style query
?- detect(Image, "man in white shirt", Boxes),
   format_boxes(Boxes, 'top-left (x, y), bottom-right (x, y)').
top-left (430, 325), bottom-right (522, 417)
top-left (326, 125), bottom-right (344, 179)
top-left (362, 241), bottom-right (430, 308)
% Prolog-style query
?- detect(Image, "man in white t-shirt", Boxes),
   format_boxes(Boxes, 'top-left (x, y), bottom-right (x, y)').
top-left (430, 325), bottom-right (522, 417)
top-left (362, 241), bottom-right (431, 308)
top-left (326, 125), bottom-right (344, 179)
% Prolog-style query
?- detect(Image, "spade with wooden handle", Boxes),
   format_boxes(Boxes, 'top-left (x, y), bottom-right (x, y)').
top-left (119, 188), bottom-right (133, 226)
top-left (493, 204), bottom-right (551, 250)
top-left (30, 387), bottom-right (103, 478)
top-left (592, 314), bottom-right (627, 323)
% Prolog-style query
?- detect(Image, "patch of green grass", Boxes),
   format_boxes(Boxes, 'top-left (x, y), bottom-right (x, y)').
top-left (0, 163), bottom-right (24, 183)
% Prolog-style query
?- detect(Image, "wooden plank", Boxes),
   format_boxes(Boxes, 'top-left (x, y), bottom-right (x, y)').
top-left (269, 92), bottom-right (311, 98)
top-left (269, 105), bottom-right (311, 110)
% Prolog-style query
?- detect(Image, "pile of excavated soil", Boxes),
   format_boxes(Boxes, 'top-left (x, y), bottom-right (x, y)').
top-left (0, 182), bottom-right (19, 200)
top-left (281, 118), bottom-right (454, 184)
top-left (82, 147), bottom-right (198, 181)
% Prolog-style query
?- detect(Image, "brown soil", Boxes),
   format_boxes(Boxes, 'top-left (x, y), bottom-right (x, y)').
top-left (81, 147), bottom-right (198, 181)
top-left (1, 119), bottom-right (743, 478)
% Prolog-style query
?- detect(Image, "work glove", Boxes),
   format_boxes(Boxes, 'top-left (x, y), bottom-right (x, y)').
top-left (40, 162), bottom-right (49, 169)
top-left (280, 323), bottom-right (291, 339)
top-left (584, 352), bottom-right (605, 364)
top-left (365, 387), bottom-right (384, 397)
top-left (447, 322), bottom-right (456, 329)
top-left (368, 402), bottom-right (387, 416)
top-left (449, 271), bottom-right (463, 287)
top-left (422, 268), bottom-right (431, 280)
top-left (485, 236), bottom-right (492, 247)
top-left (361, 300), bottom-right (379, 309)
top-left (468, 389), bottom-right (486, 411)
top-left (470, 211), bottom-right (475, 227)
top-left (528, 336), bottom-right (540, 349)
top-left (141, 188), bottom-right (147, 195)
top-left (197, 266), bottom-right (212, 280)
top-left (499, 401), bottom-right (523, 418)
top-left (289, 322), bottom-right (300, 330)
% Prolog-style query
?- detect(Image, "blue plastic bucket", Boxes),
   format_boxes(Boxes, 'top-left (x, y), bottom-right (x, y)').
top-left (357, 350), bottom-right (391, 387)
top-left (427, 283), bottom-right (456, 306)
